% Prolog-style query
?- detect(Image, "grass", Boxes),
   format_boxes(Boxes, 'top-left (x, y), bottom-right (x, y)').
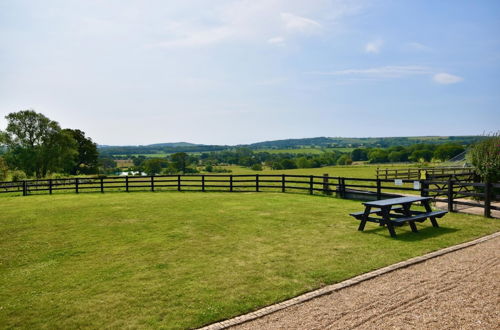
top-left (0, 192), bottom-right (498, 329)
top-left (221, 164), bottom-right (379, 177)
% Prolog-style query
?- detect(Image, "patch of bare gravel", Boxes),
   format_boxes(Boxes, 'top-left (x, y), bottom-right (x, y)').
top-left (232, 236), bottom-right (500, 330)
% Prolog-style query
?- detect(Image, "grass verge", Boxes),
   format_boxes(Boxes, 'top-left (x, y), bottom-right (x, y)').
top-left (0, 192), bottom-right (498, 329)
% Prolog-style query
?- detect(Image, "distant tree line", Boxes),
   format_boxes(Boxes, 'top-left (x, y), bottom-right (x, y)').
top-left (350, 143), bottom-right (465, 164)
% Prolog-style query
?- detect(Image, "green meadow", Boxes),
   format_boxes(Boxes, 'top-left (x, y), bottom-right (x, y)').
top-left (1, 192), bottom-right (498, 329)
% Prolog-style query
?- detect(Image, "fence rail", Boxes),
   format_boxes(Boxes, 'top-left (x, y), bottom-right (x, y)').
top-left (1, 174), bottom-right (497, 218)
top-left (422, 180), bottom-right (499, 218)
top-left (376, 166), bottom-right (475, 180)
top-left (0, 174), bottom-right (419, 197)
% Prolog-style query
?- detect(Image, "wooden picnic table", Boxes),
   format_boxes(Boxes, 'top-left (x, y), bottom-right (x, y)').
top-left (350, 196), bottom-right (447, 238)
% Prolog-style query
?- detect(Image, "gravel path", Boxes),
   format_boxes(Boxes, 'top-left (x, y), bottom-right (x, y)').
top-left (232, 236), bottom-right (500, 330)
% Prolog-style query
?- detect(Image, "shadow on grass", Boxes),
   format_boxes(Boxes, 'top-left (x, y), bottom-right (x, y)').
top-left (361, 225), bottom-right (459, 241)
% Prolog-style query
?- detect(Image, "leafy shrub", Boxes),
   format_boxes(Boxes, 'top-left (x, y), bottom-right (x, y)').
top-left (336, 155), bottom-right (352, 165)
top-left (11, 170), bottom-right (27, 181)
top-left (467, 133), bottom-right (500, 182)
top-left (251, 163), bottom-right (263, 171)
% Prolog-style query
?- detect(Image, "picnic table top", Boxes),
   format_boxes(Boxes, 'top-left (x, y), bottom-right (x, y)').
top-left (363, 196), bottom-right (432, 207)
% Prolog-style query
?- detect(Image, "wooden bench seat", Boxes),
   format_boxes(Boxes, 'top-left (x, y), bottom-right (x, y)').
top-left (350, 206), bottom-right (403, 219)
top-left (391, 210), bottom-right (447, 224)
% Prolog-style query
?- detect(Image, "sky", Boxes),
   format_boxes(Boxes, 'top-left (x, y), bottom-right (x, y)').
top-left (0, 0), bottom-right (499, 146)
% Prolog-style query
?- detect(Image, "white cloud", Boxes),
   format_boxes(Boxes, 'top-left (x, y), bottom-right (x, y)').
top-left (365, 39), bottom-right (383, 53)
top-left (433, 73), bottom-right (464, 84)
top-left (309, 66), bottom-right (464, 85)
top-left (268, 36), bottom-right (286, 45)
top-left (309, 66), bottom-right (432, 78)
top-left (146, 0), bottom-right (363, 49)
top-left (280, 12), bottom-right (321, 34)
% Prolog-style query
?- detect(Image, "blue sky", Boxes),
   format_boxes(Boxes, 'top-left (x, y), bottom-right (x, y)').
top-left (0, 0), bottom-right (499, 145)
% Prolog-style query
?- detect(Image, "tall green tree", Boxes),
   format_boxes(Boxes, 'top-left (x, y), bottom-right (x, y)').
top-left (170, 152), bottom-right (190, 173)
top-left (64, 129), bottom-right (99, 174)
top-left (351, 148), bottom-right (368, 161)
top-left (143, 158), bottom-right (166, 176)
top-left (1, 110), bottom-right (78, 177)
top-left (434, 143), bottom-right (465, 161)
top-left (0, 156), bottom-right (8, 181)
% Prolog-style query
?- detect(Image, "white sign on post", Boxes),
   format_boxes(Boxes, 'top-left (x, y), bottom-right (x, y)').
top-left (394, 179), bottom-right (403, 186)
top-left (413, 181), bottom-right (421, 190)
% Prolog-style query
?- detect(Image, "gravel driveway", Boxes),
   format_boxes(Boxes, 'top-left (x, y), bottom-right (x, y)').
top-left (232, 236), bottom-right (500, 330)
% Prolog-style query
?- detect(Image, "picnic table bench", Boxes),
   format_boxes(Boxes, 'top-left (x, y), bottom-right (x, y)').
top-left (350, 196), bottom-right (447, 238)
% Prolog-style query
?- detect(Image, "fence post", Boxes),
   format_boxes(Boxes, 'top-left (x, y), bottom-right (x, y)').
top-left (337, 177), bottom-right (346, 198)
top-left (447, 179), bottom-right (454, 212)
top-left (151, 176), bottom-right (154, 192)
top-left (100, 177), bottom-right (104, 193)
top-left (49, 179), bottom-right (53, 195)
top-left (256, 174), bottom-right (259, 192)
top-left (202, 175), bottom-right (205, 192)
top-left (420, 180), bottom-right (428, 197)
top-left (376, 178), bottom-right (382, 200)
top-left (309, 176), bottom-right (313, 195)
top-left (177, 175), bottom-right (181, 191)
top-left (282, 174), bottom-right (286, 193)
top-left (230, 175), bottom-right (233, 192)
top-left (484, 181), bottom-right (492, 218)
top-left (75, 178), bottom-right (79, 194)
top-left (22, 180), bottom-right (27, 196)
top-left (322, 174), bottom-right (331, 195)
top-left (125, 176), bottom-right (129, 192)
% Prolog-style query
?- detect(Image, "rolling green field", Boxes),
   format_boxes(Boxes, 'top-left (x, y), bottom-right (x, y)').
top-left (254, 147), bottom-right (354, 154)
top-left (1, 192), bottom-right (498, 329)
top-left (221, 163), bottom-right (408, 178)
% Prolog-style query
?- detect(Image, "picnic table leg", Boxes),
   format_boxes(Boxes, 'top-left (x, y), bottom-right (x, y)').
top-left (403, 204), bottom-right (418, 233)
top-left (423, 200), bottom-right (439, 228)
top-left (358, 205), bottom-right (371, 231)
top-left (381, 207), bottom-right (397, 238)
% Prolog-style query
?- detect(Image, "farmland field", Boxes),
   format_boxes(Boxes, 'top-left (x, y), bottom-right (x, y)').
top-left (254, 147), bottom-right (354, 154)
top-left (222, 163), bottom-right (415, 178)
top-left (0, 192), bottom-right (498, 329)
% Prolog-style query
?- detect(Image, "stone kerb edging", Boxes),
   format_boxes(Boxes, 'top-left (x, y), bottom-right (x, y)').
top-left (198, 231), bottom-right (500, 330)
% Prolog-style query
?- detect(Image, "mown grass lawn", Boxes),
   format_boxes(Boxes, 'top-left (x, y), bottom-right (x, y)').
top-left (0, 192), bottom-right (498, 329)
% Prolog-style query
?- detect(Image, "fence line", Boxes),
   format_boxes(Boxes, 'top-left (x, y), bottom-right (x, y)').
top-left (1, 174), bottom-right (497, 218)
top-left (376, 166), bottom-right (475, 180)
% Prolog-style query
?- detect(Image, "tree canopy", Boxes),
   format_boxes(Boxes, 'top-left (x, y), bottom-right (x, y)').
top-left (1, 110), bottom-right (98, 178)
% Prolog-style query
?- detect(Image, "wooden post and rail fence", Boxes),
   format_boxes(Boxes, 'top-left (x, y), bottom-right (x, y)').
top-left (376, 166), bottom-right (475, 180)
top-left (0, 173), bottom-right (498, 218)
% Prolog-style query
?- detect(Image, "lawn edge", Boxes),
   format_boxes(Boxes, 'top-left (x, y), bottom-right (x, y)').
top-left (198, 231), bottom-right (500, 330)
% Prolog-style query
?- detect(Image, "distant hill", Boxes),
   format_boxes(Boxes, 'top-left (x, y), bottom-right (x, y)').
top-left (146, 142), bottom-right (201, 147)
top-left (246, 136), bottom-right (482, 149)
top-left (99, 142), bottom-right (200, 148)
top-left (97, 135), bottom-right (483, 157)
